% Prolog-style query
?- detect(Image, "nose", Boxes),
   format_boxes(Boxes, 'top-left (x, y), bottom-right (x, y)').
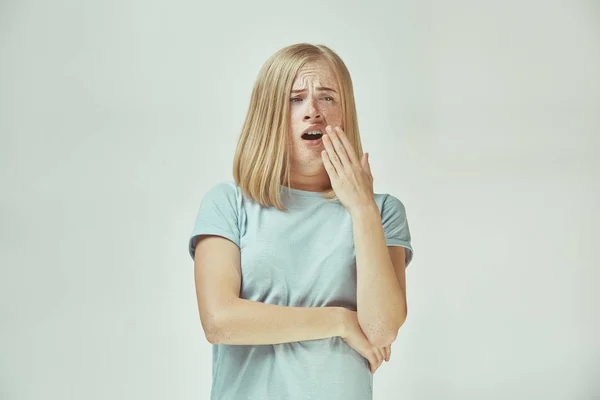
top-left (303, 97), bottom-right (322, 120)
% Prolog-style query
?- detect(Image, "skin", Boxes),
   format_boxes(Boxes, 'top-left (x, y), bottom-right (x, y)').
top-left (288, 58), bottom-right (343, 192)
top-left (287, 59), bottom-right (394, 373)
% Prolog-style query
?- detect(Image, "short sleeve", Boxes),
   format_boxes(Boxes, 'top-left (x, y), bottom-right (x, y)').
top-left (381, 194), bottom-right (414, 268)
top-left (188, 181), bottom-right (241, 260)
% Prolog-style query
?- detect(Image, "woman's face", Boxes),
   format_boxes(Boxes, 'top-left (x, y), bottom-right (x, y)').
top-left (288, 59), bottom-right (343, 168)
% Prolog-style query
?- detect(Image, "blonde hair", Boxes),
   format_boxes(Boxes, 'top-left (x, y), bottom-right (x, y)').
top-left (232, 43), bottom-right (364, 211)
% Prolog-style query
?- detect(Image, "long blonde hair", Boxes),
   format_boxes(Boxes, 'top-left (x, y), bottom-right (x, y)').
top-left (233, 43), bottom-right (363, 211)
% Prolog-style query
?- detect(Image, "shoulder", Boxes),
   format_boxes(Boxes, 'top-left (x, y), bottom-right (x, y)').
top-left (374, 192), bottom-right (407, 218)
top-left (189, 181), bottom-right (243, 259)
top-left (374, 191), bottom-right (414, 265)
top-left (194, 181), bottom-right (245, 219)
top-left (205, 180), bottom-right (240, 196)
top-left (201, 180), bottom-right (242, 203)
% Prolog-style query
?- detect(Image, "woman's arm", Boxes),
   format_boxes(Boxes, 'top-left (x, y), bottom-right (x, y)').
top-left (351, 205), bottom-right (407, 348)
top-left (204, 297), bottom-right (347, 345)
top-left (193, 235), bottom-right (347, 345)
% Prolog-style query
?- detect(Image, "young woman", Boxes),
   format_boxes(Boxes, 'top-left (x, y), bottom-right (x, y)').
top-left (188, 43), bottom-right (414, 400)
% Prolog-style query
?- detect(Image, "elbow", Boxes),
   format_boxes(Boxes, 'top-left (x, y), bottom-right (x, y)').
top-left (363, 324), bottom-right (398, 348)
top-left (365, 312), bottom-right (408, 348)
top-left (204, 327), bottom-right (219, 344)
top-left (202, 299), bottom-right (240, 344)
top-left (202, 317), bottom-right (220, 344)
top-left (369, 331), bottom-right (398, 348)
top-left (202, 311), bottom-right (228, 344)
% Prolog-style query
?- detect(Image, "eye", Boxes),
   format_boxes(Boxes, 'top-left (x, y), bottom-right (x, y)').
top-left (290, 97), bottom-right (302, 102)
top-left (323, 96), bottom-right (334, 101)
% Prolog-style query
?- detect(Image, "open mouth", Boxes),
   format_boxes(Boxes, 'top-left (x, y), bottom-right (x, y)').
top-left (301, 130), bottom-right (324, 140)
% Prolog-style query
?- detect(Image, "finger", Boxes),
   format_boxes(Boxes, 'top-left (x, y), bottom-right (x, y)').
top-left (363, 347), bottom-right (379, 374)
top-left (322, 130), bottom-right (343, 174)
top-left (361, 154), bottom-right (368, 174)
top-left (362, 153), bottom-right (373, 179)
top-left (369, 353), bottom-right (380, 374)
top-left (371, 348), bottom-right (384, 373)
top-left (333, 126), bottom-right (360, 165)
top-left (384, 345), bottom-right (391, 362)
top-left (380, 346), bottom-right (388, 362)
top-left (321, 150), bottom-right (338, 179)
top-left (326, 126), bottom-right (351, 166)
top-left (372, 356), bottom-right (383, 374)
top-left (376, 348), bottom-right (385, 365)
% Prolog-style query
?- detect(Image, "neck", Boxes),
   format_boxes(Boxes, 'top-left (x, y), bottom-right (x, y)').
top-left (288, 169), bottom-right (331, 192)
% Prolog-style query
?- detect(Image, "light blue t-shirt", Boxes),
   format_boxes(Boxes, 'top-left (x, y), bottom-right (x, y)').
top-left (188, 181), bottom-right (414, 400)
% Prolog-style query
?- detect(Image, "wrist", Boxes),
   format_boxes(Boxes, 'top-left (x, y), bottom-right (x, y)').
top-left (336, 307), bottom-right (351, 338)
top-left (349, 202), bottom-right (380, 220)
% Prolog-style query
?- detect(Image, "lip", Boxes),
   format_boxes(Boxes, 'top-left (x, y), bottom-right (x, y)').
top-left (301, 124), bottom-right (326, 136)
top-left (302, 137), bottom-right (323, 148)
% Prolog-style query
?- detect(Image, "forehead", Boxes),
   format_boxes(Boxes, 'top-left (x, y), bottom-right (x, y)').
top-left (292, 59), bottom-right (339, 89)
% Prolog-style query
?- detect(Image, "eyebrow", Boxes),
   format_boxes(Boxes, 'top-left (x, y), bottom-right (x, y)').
top-left (291, 86), bottom-right (338, 94)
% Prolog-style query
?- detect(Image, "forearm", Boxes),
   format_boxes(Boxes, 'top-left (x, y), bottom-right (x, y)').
top-left (205, 299), bottom-right (347, 345)
top-left (352, 204), bottom-right (406, 347)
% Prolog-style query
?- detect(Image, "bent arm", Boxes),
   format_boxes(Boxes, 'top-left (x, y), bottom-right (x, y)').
top-left (352, 205), bottom-right (407, 348)
top-left (194, 235), bottom-right (347, 345)
top-left (206, 298), bottom-right (346, 345)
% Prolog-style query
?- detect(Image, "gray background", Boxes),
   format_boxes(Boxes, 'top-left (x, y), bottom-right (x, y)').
top-left (1, 0), bottom-right (599, 399)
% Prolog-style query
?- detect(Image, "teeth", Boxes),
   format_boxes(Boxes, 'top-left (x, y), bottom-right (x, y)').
top-left (304, 130), bottom-right (322, 135)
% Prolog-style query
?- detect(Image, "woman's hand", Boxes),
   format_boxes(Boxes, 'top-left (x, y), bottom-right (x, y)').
top-left (341, 309), bottom-right (392, 374)
top-left (321, 126), bottom-right (375, 215)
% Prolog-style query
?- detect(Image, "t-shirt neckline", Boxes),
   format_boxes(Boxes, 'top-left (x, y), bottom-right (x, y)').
top-left (280, 185), bottom-right (327, 197)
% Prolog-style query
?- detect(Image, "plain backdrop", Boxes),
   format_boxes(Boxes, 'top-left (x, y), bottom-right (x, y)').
top-left (1, 0), bottom-right (599, 399)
